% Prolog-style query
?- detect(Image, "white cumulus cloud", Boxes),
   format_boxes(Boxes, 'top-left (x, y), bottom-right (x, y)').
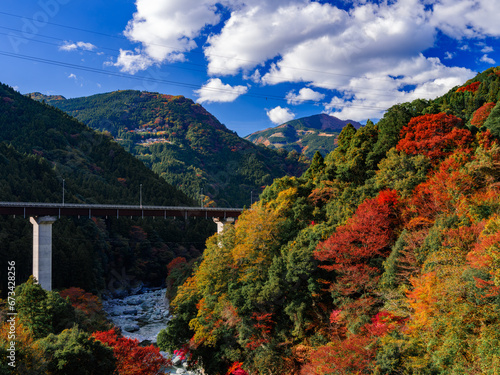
top-left (60, 41), bottom-right (97, 52)
top-left (114, 0), bottom-right (226, 73)
top-left (286, 88), bottom-right (325, 105)
top-left (116, 0), bottom-right (500, 120)
top-left (266, 106), bottom-right (295, 125)
top-left (195, 78), bottom-right (248, 104)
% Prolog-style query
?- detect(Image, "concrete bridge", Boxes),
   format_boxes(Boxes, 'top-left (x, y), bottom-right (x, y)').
top-left (0, 202), bottom-right (243, 290)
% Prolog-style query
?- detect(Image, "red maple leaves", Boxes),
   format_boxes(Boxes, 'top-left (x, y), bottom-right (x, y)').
top-left (396, 113), bottom-right (473, 162)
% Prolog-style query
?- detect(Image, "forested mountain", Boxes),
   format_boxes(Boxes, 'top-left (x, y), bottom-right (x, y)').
top-left (30, 91), bottom-right (309, 207)
top-left (245, 114), bottom-right (362, 158)
top-left (0, 83), bottom-right (215, 295)
top-left (158, 67), bottom-right (500, 374)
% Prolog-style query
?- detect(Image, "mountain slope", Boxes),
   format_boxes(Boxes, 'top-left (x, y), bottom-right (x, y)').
top-left (31, 91), bottom-right (309, 207)
top-left (0, 83), bottom-right (214, 294)
top-left (160, 67), bottom-right (500, 375)
top-left (245, 114), bottom-right (362, 158)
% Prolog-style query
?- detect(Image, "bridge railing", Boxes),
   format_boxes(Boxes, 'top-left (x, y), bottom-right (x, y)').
top-left (0, 202), bottom-right (243, 219)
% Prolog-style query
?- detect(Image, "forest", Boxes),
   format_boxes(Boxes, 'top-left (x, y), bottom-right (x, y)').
top-left (0, 82), bottom-right (216, 295)
top-left (3, 66), bottom-right (500, 374)
top-left (34, 90), bottom-right (309, 207)
top-left (156, 67), bottom-right (500, 374)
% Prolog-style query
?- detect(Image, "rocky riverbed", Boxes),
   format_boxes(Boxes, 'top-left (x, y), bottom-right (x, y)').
top-left (102, 288), bottom-right (201, 374)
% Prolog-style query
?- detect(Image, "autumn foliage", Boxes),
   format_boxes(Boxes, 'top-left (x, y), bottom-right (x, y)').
top-left (138, 69), bottom-right (500, 374)
top-left (315, 190), bottom-right (399, 301)
top-left (471, 102), bottom-right (496, 127)
top-left (455, 81), bottom-right (481, 93)
top-left (92, 329), bottom-right (169, 375)
top-left (396, 113), bottom-right (473, 162)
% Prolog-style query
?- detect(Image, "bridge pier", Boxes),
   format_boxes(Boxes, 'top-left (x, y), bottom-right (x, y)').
top-left (30, 216), bottom-right (57, 291)
top-left (213, 217), bottom-right (236, 234)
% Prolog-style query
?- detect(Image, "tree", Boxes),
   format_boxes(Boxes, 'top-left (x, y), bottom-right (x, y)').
top-left (92, 329), bottom-right (169, 375)
top-left (396, 113), bottom-right (473, 162)
top-left (471, 102), bottom-right (496, 128)
top-left (15, 276), bottom-right (76, 339)
top-left (314, 190), bottom-right (399, 319)
top-left (59, 287), bottom-right (111, 332)
top-left (38, 327), bottom-right (116, 375)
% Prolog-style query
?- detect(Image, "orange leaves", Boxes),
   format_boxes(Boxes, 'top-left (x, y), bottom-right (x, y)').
top-left (396, 113), bottom-right (473, 162)
top-left (407, 153), bottom-right (474, 221)
top-left (301, 329), bottom-right (376, 375)
top-left (471, 102), bottom-right (496, 127)
top-left (227, 362), bottom-right (248, 375)
top-left (167, 257), bottom-right (187, 274)
top-left (406, 272), bottom-right (440, 334)
top-left (467, 215), bottom-right (500, 295)
top-left (59, 287), bottom-right (102, 316)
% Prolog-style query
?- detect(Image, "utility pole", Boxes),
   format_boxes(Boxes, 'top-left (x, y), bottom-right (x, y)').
top-left (140, 184), bottom-right (142, 208)
top-left (62, 179), bottom-right (65, 206)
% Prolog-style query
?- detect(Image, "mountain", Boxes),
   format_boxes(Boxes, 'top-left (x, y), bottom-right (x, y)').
top-left (245, 114), bottom-right (362, 158)
top-left (160, 67), bottom-right (500, 374)
top-left (30, 91), bottom-right (309, 207)
top-left (0, 83), bottom-right (215, 294)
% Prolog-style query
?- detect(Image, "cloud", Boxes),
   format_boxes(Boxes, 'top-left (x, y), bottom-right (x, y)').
top-left (112, 49), bottom-right (155, 74)
top-left (205, 1), bottom-right (346, 76)
top-left (60, 41), bottom-right (96, 52)
top-left (266, 106), bottom-right (295, 124)
top-left (481, 54), bottom-right (496, 65)
top-left (114, 0), bottom-right (225, 73)
top-left (117, 0), bottom-right (496, 119)
top-left (444, 51), bottom-right (454, 59)
top-left (195, 78), bottom-right (248, 104)
top-left (482, 46), bottom-right (494, 53)
top-left (68, 73), bottom-right (77, 80)
top-left (286, 88), bottom-right (325, 105)
top-left (429, 0), bottom-right (500, 38)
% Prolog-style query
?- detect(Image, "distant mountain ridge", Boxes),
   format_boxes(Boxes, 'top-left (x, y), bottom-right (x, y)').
top-left (245, 114), bottom-right (362, 158)
top-left (30, 90), bottom-right (309, 207)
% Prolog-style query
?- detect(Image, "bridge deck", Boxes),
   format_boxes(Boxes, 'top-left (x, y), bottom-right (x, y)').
top-left (0, 202), bottom-right (243, 219)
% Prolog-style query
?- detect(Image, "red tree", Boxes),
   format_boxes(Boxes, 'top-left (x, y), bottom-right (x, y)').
top-left (314, 190), bottom-right (399, 302)
top-left (396, 113), bottom-right (473, 162)
top-left (456, 81), bottom-right (481, 93)
top-left (471, 102), bottom-right (496, 127)
top-left (60, 287), bottom-right (102, 316)
top-left (92, 329), bottom-right (169, 375)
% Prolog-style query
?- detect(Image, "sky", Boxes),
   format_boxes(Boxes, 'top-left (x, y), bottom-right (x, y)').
top-left (0, 0), bottom-right (499, 137)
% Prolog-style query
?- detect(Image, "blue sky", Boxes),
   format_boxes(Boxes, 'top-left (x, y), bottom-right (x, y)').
top-left (0, 0), bottom-right (499, 136)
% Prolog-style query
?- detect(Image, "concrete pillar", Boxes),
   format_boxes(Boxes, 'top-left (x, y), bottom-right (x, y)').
top-left (30, 216), bottom-right (57, 291)
top-left (213, 217), bottom-right (236, 234)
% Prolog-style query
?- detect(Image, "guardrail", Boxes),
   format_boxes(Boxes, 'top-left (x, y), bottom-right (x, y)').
top-left (0, 202), bottom-right (243, 219)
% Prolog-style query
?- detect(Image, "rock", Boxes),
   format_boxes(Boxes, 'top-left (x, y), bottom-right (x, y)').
top-left (130, 281), bottom-right (144, 295)
top-left (124, 324), bottom-right (140, 333)
top-left (123, 309), bottom-right (138, 315)
top-left (175, 368), bottom-right (186, 374)
top-left (172, 356), bottom-right (183, 366)
top-left (127, 298), bottom-right (144, 305)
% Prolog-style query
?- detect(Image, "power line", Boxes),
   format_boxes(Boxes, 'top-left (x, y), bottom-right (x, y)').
top-left (0, 10), bottom-right (396, 84)
top-left (0, 50), bottom-right (390, 110)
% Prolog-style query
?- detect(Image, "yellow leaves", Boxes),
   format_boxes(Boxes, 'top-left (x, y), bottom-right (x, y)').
top-left (406, 272), bottom-right (440, 334)
top-left (171, 275), bottom-right (199, 310)
top-left (231, 205), bottom-right (285, 280)
top-left (264, 186), bottom-right (298, 215)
